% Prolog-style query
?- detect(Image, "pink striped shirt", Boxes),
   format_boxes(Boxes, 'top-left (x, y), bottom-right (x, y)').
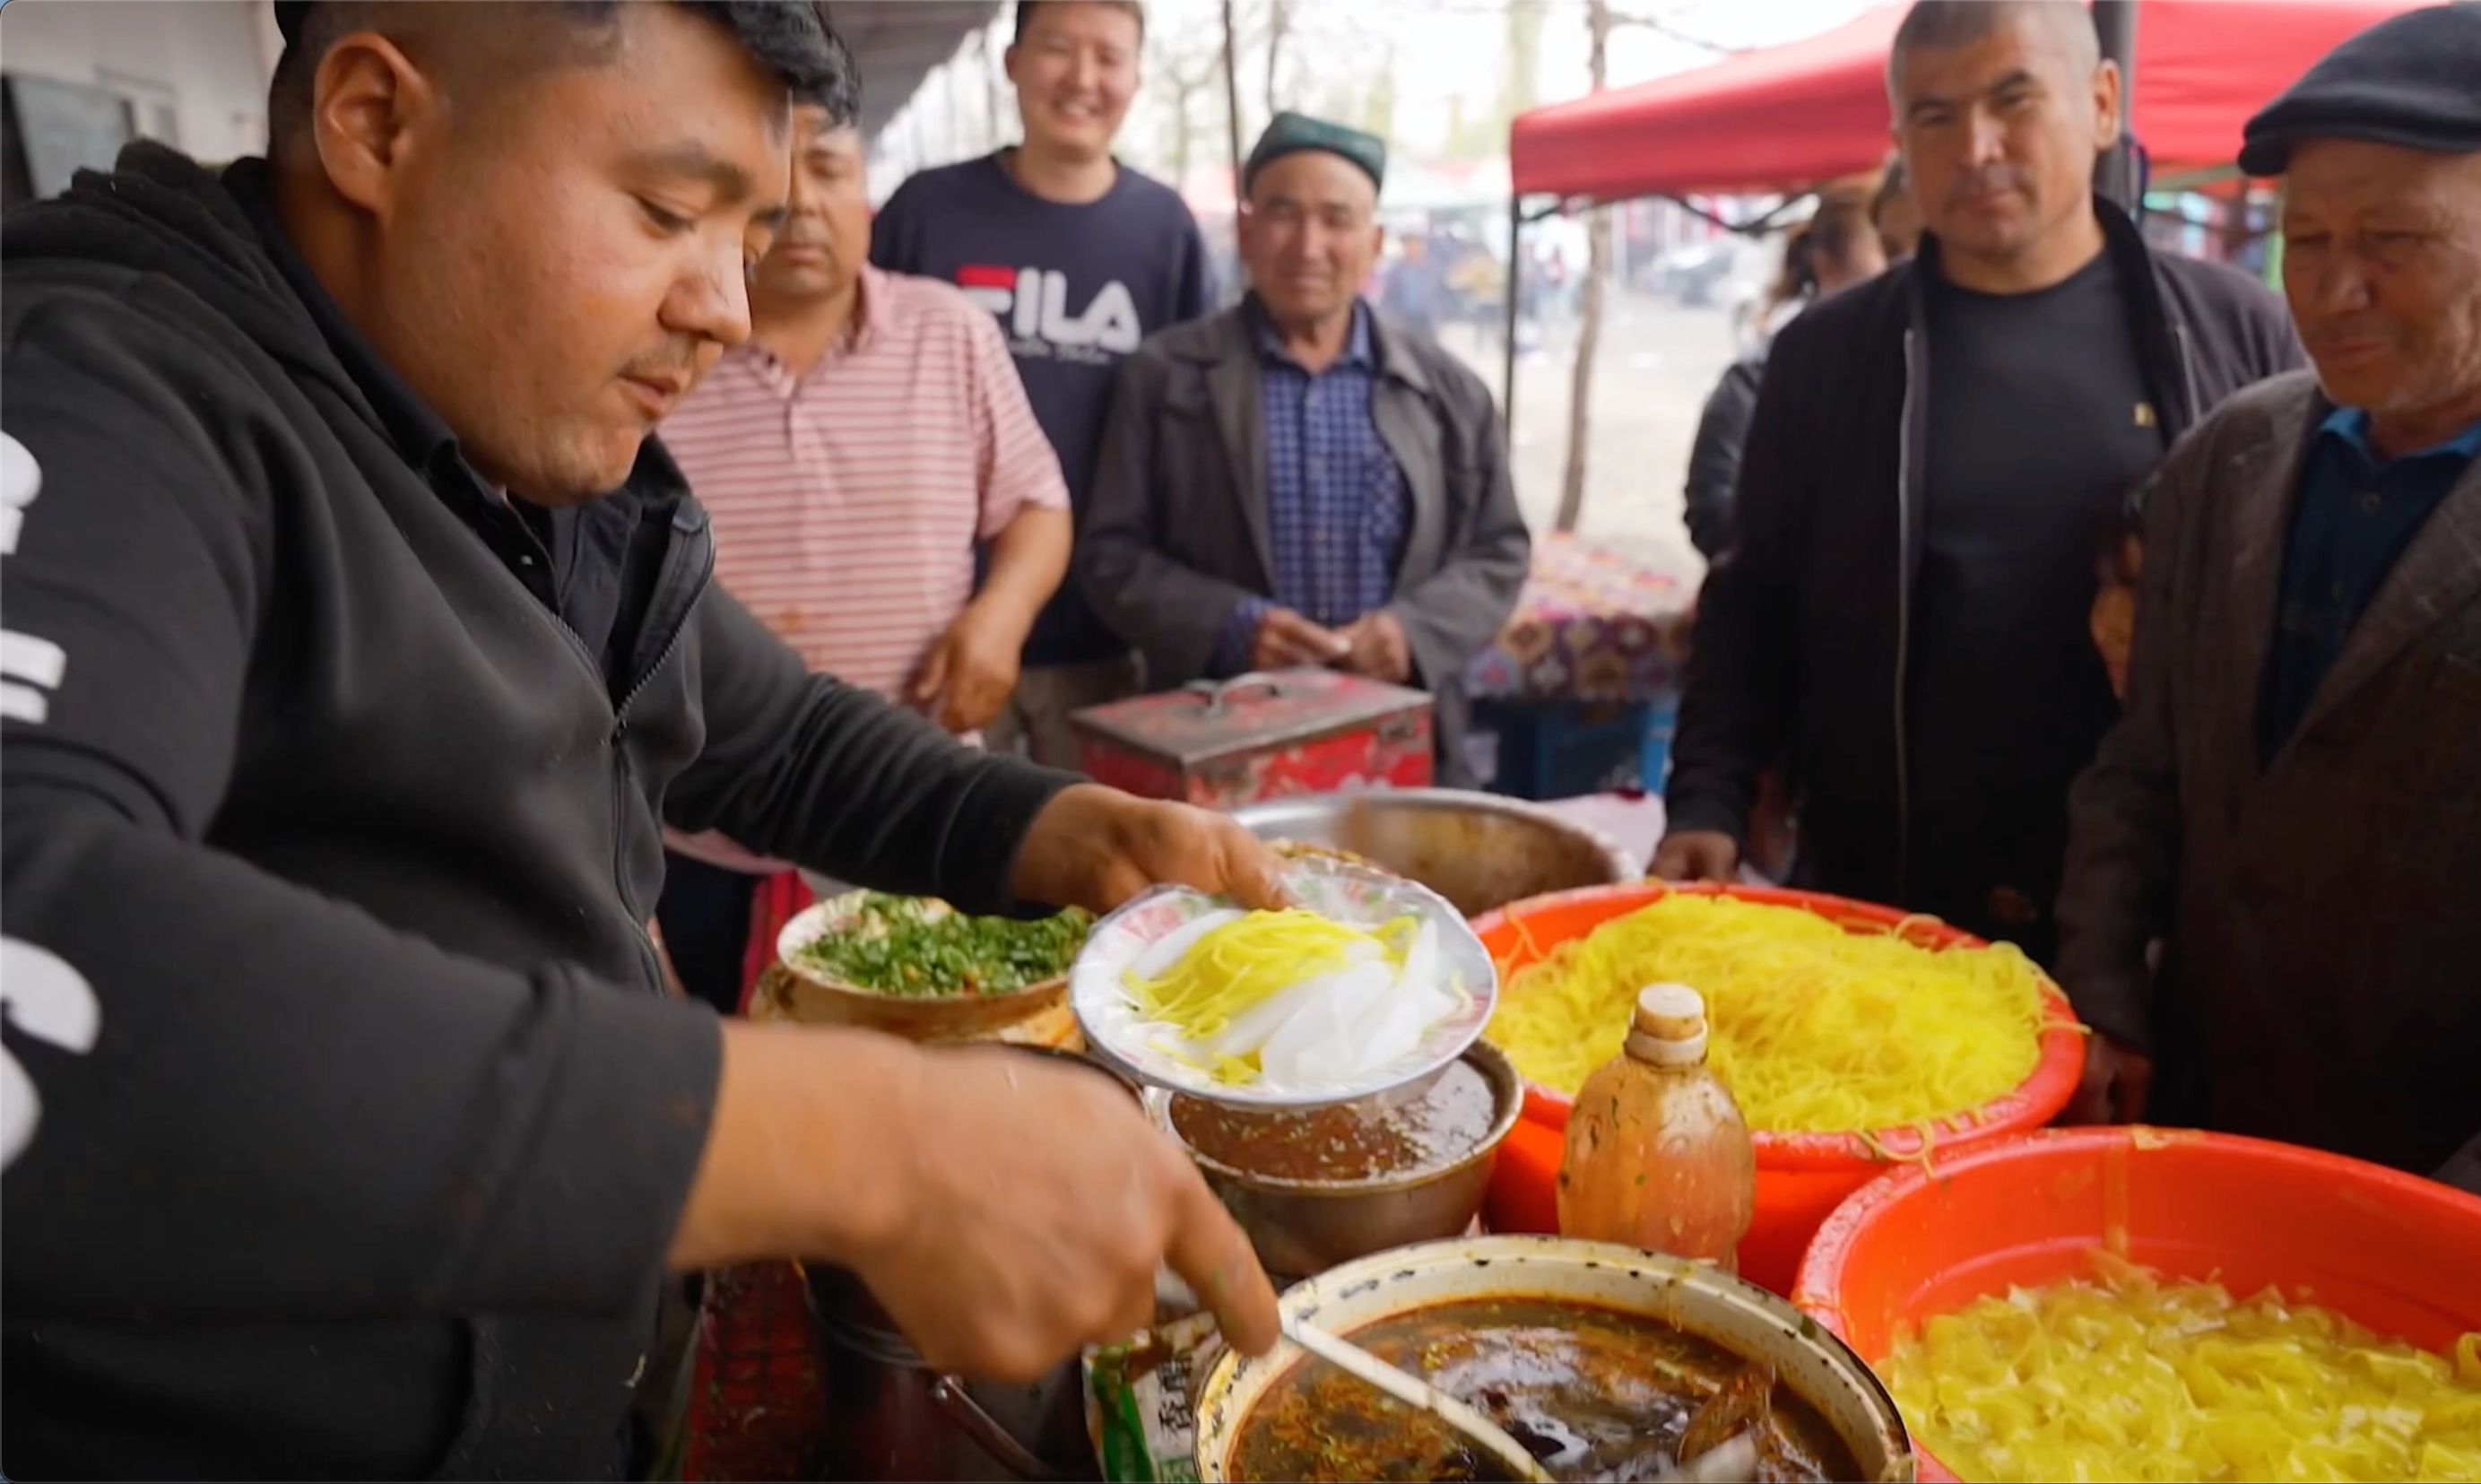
top-left (660, 264), bottom-right (1069, 699)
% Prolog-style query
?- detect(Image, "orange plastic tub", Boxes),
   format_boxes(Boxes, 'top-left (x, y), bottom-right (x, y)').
top-left (1794, 1126), bottom-right (2481, 1481)
top-left (1470, 881), bottom-right (2085, 1295)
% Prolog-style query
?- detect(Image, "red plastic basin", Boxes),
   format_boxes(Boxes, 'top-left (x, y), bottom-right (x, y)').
top-left (1470, 881), bottom-right (2085, 1295)
top-left (1793, 1126), bottom-right (2481, 1482)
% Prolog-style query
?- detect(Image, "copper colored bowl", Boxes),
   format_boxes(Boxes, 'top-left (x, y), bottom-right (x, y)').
top-left (766, 890), bottom-right (1081, 1048)
top-left (1149, 1041), bottom-right (1525, 1283)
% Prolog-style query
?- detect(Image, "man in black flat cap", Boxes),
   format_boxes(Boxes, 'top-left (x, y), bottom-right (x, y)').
top-left (1078, 111), bottom-right (1531, 785)
top-left (2058, 4), bottom-right (2481, 1193)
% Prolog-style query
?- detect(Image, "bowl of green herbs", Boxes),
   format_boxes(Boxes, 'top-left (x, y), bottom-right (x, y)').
top-left (767, 890), bottom-right (1094, 1044)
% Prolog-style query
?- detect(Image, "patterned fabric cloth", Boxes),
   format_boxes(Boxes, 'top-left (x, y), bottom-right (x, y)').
top-left (1464, 534), bottom-right (1693, 704)
top-left (1211, 299), bottom-right (1411, 673)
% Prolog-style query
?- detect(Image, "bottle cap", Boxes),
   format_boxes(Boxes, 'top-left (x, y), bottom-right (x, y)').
top-left (1633, 983), bottom-right (1705, 1037)
top-left (1627, 983), bottom-right (1708, 1065)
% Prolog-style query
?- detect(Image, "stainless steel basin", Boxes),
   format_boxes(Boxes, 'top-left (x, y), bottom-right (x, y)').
top-left (1233, 788), bottom-right (1640, 918)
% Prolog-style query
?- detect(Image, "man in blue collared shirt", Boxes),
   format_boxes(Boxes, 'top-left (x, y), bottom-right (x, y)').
top-left (1211, 301), bottom-right (1413, 674)
top-left (1080, 113), bottom-right (1531, 784)
top-left (2059, 5), bottom-right (2481, 1192)
top-left (2261, 409), bottom-right (2481, 753)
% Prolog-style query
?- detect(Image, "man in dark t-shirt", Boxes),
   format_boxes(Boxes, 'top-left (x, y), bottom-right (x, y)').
top-left (1907, 249), bottom-right (2164, 963)
top-left (1654, 0), bottom-right (2300, 965)
top-left (872, 0), bottom-right (1212, 768)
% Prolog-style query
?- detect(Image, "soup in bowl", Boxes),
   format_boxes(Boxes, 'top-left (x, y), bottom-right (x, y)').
top-left (1194, 1236), bottom-right (1911, 1483)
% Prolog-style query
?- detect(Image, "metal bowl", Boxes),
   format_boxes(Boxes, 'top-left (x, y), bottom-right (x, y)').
top-left (1071, 854), bottom-right (1496, 1108)
top-left (1193, 1235), bottom-right (1914, 1483)
top-left (1233, 789), bottom-right (1641, 918)
top-left (1148, 1041), bottom-right (1523, 1283)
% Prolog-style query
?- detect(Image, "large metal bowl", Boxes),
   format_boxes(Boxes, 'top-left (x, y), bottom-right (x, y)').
top-left (1149, 1041), bottom-right (1523, 1283)
top-left (1233, 789), bottom-right (1640, 918)
top-left (1194, 1235), bottom-right (1913, 1483)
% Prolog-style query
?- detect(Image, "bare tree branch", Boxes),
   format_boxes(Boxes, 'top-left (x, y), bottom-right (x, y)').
top-left (1606, 8), bottom-right (1750, 54)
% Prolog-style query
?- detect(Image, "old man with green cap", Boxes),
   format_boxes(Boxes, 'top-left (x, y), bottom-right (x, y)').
top-left (1078, 111), bottom-right (1531, 784)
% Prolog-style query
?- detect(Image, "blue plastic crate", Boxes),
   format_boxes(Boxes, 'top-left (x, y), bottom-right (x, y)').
top-left (1642, 692), bottom-right (1680, 793)
top-left (1477, 693), bottom-right (1681, 802)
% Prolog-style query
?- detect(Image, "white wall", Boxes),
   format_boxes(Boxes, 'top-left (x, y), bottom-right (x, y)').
top-left (1, 0), bottom-right (276, 166)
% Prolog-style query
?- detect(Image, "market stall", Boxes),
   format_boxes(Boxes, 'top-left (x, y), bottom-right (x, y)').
top-left (681, 804), bottom-right (2481, 1483)
top-left (1463, 534), bottom-right (1692, 801)
top-left (1508, 0), bottom-right (2426, 204)
top-left (1494, 0), bottom-right (2425, 438)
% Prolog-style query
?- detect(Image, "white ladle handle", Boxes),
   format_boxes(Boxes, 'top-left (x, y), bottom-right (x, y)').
top-left (1279, 1313), bottom-right (1557, 1484)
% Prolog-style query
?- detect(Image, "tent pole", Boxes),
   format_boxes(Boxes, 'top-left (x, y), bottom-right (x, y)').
top-left (2093, 1), bottom-right (2140, 210)
top-left (1502, 194), bottom-right (1522, 435)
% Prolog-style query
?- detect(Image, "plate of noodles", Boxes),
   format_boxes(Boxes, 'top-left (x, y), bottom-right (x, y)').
top-left (1070, 855), bottom-right (1497, 1107)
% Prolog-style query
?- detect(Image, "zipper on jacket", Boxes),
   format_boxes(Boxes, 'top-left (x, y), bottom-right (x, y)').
top-left (2170, 324), bottom-right (2201, 435)
top-left (610, 508), bottom-right (716, 994)
top-left (1893, 327), bottom-right (1921, 900)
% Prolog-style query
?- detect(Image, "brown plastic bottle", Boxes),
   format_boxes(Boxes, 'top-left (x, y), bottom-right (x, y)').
top-left (1556, 983), bottom-right (1756, 1271)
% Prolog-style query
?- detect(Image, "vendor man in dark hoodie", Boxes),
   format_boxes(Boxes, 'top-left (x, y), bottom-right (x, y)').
top-left (0, 4), bottom-right (1279, 1478)
top-left (1653, 0), bottom-right (2299, 967)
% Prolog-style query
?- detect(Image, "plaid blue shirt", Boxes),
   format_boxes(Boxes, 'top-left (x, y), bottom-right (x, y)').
top-left (1212, 300), bottom-right (1412, 673)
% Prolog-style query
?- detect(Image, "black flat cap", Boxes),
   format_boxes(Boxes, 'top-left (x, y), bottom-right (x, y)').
top-left (2239, 4), bottom-right (2481, 176)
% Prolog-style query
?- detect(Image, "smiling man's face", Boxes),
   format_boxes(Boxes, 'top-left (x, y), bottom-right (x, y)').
top-left (2282, 139), bottom-right (2481, 447)
top-left (1005, 2), bottom-right (1141, 164)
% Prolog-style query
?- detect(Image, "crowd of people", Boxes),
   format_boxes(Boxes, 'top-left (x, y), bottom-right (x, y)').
top-left (633, 0), bottom-right (1529, 1010)
top-left (1655, 1), bottom-right (2480, 1187)
top-left (0, 0), bottom-right (2476, 1477)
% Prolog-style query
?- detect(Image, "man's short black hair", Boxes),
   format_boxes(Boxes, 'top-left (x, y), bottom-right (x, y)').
top-left (1886, 0), bottom-right (2100, 99)
top-left (1012, 1), bottom-right (1147, 46)
top-left (267, 1), bottom-right (854, 148)
top-left (789, 22), bottom-right (862, 130)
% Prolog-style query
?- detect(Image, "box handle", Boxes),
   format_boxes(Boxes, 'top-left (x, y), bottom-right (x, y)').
top-left (1182, 672), bottom-right (1288, 718)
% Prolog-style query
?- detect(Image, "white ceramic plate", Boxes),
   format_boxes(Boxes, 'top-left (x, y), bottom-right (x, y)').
top-left (1070, 855), bottom-right (1496, 1108)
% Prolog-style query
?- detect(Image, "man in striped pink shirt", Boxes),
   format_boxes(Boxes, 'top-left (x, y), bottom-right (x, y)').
top-left (656, 86), bottom-right (1071, 1012)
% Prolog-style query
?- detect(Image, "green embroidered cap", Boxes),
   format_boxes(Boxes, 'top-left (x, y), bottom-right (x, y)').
top-left (1243, 110), bottom-right (1387, 195)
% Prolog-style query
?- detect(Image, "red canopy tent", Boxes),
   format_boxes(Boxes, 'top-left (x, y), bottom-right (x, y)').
top-left (1510, 0), bottom-right (2421, 204)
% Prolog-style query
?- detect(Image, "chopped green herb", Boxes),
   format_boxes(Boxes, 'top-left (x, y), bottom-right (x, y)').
top-left (793, 893), bottom-right (1089, 998)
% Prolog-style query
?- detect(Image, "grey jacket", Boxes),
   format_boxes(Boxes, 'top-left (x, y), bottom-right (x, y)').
top-left (2058, 370), bottom-right (2481, 1186)
top-left (1077, 303), bottom-right (1531, 785)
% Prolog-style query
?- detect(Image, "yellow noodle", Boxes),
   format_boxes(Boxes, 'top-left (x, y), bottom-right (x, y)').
top-left (1485, 894), bottom-right (2052, 1133)
top-left (1127, 908), bottom-right (1411, 1042)
top-left (1884, 1251), bottom-right (2481, 1483)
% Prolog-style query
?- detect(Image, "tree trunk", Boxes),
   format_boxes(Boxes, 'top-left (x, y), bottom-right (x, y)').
top-left (1554, 0), bottom-right (1615, 535)
top-left (983, 32), bottom-right (1009, 151)
top-left (1221, 0), bottom-right (1246, 189)
top-left (1556, 210), bottom-right (1609, 534)
top-left (1264, 0), bottom-right (1292, 120)
top-left (1167, 74), bottom-right (1196, 182)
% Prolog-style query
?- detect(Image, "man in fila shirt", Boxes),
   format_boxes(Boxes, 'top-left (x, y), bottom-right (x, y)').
top-left (872, 0), bottom-right (1212, 768)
